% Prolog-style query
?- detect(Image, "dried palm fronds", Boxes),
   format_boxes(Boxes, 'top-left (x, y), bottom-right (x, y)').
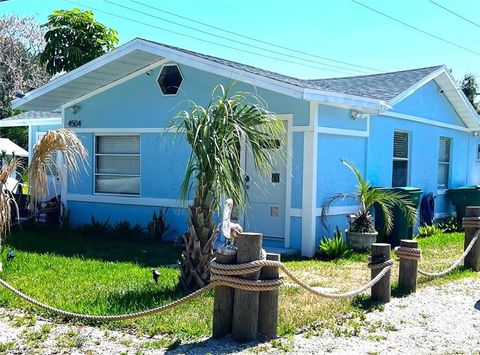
top-left (29, 128), bottom-right (88, 207)
top-left (0, 157), bottom-right (23, 246)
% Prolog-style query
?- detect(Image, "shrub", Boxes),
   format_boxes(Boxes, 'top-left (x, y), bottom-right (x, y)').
top-left (147, 208), bottom-right (170, 240)
top-left (318, 226), bottom-right (351, 260)
top-left (112, 219), bottom-right (142, 238)
top-left (76, 216), bottom-right (112, 236)
top-left (416, 224), bottom-right (441, 238)
top-left (435, 216), bottom-right (463, 233)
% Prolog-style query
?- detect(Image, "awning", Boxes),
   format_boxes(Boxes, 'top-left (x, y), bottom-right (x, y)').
top-left (0, 138), bottom-right (28, 157)
top-left (0, 111), bottom-right (61, 127)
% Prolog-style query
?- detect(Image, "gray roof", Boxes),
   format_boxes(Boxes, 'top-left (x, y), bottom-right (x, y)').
top-left (143, 39), bottom-right (443, 102)
top-left (307, 66), bottom-right (444, 101)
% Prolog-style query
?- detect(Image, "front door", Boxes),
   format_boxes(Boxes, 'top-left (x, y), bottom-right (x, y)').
top-left (244, 122), bottom-right (287, 242)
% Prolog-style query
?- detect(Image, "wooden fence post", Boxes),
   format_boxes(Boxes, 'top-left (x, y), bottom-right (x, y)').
top-left (370, 243), bottom-right (391, 303)
top-left (212, 249), bottom-right (237, 339)
top-left (398, 239), bottom-right (419, 293)
top-left (232, 232), bottom-right (262, 343)
top-left (258, 253), bottom-right (280, 339)
top-left (463, 206), bottom-right (480, 271)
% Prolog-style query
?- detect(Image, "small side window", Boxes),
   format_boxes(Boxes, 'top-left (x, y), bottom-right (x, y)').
top-left (392, 130), bottom-right (409, 187)
top-left (438, 137), bottom-right (451, 189)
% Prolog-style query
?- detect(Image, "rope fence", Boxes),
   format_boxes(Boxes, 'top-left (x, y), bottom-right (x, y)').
top-left (0, 215), bottom-right (479, 342)
top-left (0, 253), bottom-right (392, 320)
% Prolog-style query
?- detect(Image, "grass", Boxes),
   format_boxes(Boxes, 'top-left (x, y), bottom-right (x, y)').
top-left (0, 226), bottom-right (477, 344)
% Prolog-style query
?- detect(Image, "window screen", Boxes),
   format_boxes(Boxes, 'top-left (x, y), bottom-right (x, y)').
top-left (392, 131), bottom-right (409, 187)
top-left (438, 137), bottom-right (451, 189)
top-left (95, 136), bottom-right (140, 195)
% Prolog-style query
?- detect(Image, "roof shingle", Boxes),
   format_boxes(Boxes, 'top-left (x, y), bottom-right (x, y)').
top-left (145, 39), bottom-right (443, 102)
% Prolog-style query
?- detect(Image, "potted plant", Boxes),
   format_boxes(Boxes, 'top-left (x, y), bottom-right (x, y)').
top-left (321, 160), bottom-right (416, 251)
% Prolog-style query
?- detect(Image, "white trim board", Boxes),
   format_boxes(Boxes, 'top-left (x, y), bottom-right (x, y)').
top-left (67, 194), bottom-right (191, 209)
top-left (63, 59), bottom-right (169, 109)
top-left (0, 117), bottom-right (61, 128)
top-left (381, 111), bottom-right (471, 133)
top-left (70, 128), bottom-right (181, 133)
top-left (317, 126), bottom-right (369, 137)
top-left (290, 205), bottom-right (358, 217)
top-left (14, 38), bottom-right (386, 113)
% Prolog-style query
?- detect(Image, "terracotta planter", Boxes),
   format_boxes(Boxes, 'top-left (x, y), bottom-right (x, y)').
top-left (346, 230), bottom-right (378, 251)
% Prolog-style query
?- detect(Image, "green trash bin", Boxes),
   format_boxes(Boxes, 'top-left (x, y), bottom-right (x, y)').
top-left (447, 185), bottom-right (480, 223)
top-left (374, 187), bottom-right (423, 247)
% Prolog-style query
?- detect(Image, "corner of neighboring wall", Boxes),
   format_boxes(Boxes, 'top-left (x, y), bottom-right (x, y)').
top-left (301, 101), bottom-right (318, 257)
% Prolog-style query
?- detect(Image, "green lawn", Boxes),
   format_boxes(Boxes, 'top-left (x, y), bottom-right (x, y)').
top-left (0, 227), bottom-right (477, 344)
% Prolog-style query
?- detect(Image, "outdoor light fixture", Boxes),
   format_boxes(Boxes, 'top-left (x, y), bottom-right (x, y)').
top-left (151, 269), bottom-right (160, 283)
top-left (146, 70), bottom-right (153, 76)
top-left (351, 110), bottom-right (361, 120)
top-left (66, 105), bottom-right (80, 114)
top-left (7, 251), bottom-right (15, 262)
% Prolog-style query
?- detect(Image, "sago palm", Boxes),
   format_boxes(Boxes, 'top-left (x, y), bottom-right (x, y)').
top-left (322, 160), bottom-right (416, 235)
top-left (171, 84), bottom-right (285, 290)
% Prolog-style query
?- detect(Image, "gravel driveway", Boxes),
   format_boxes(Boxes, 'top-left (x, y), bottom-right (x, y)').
top-left (1, 277), bottom-right (479, 354)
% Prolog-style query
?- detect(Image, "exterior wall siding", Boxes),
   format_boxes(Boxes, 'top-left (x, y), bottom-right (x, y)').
top-left (61, 60), bottom-right (478, 256)
top-left (64, 62), bottom-right (309, 249)
top-left (315, 86), bottom-right (479, 247)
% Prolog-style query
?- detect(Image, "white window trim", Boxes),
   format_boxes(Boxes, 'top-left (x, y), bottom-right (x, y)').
top-left (437, 136), bottom-right (452, 190)
top-left (392, 130), bottom-right (410, 187)
top-left (93, 134), bottom-right (141, 197)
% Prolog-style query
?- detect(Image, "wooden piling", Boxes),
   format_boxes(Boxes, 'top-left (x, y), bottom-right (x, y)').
top-left (232, 232), bottom-right (263, 343)
top-left (398, 239), bottom-right (419, 293)
top-left (463, 206), bottom-right (480, 271)
top-left (370, 243), bottom-right (391, 303)
top-left (258, 253), bottom-right (280, 339)
top-left (212, 249), bottom-right (237, 338)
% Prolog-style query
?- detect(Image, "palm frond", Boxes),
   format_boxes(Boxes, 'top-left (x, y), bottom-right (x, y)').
top-left (170, 83), bottom-right (286, 212)
top-left (0, 158), bottom-right (23, 243)
top-left (320, 193), bottom-right (356, 230)
top-left (29, 128), bottom-right (88, 207)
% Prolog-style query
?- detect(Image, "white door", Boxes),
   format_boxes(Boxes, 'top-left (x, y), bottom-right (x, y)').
top-left (244, 122), bottom-right (287, 242)
top-left (36, 133), bottom-right (61, 201)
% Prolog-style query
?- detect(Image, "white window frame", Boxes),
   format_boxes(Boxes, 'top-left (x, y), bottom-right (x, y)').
top-left (437, 136), bottom-right (451, 190)
top-left (93, 133), bottom-right (141, 196)
top-left (392, 130), bottom-right (410, 187)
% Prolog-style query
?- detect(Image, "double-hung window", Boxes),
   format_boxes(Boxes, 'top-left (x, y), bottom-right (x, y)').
top-left (95, 135), bottom-right (140, 195)
top-left (438, 137), bottom-right (451, 189)
top-left (392, 130), bottom-right (409, 187)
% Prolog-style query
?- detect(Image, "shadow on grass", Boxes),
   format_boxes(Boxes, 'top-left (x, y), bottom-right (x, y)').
top-left (4, 224), bottom-right (182, 267)
top-left (351, 294), bottom-right (386, 312)
top-left (103, 285), bottom-right (190, 314)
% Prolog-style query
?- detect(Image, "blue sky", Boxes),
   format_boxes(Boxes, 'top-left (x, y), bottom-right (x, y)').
top-left (1, 0), bottom-right (479, 81)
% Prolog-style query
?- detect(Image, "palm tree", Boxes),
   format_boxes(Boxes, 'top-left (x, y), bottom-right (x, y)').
top-left (0, 129), bottom-right (87, 271)
top-left (321, 160), bottom-right (416, 236)
top-left (171, 84), bottom-right (285, 290)
top-left (460, 73), bottom-right (479, 113)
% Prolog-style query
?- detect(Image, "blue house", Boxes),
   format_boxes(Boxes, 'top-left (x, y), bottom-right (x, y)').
top-left (11, 38), bottom-right (480, 257)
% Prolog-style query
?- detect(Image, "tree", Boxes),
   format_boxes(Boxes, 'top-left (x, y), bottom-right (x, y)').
top-left (460, 73), bottom-right (479, 113)
top-left (0, 15), bottom-right (48, 119)
top-left (40, 8), bottom-right (118, 75)
top-left (171, 84), bottom-right (285, 290)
